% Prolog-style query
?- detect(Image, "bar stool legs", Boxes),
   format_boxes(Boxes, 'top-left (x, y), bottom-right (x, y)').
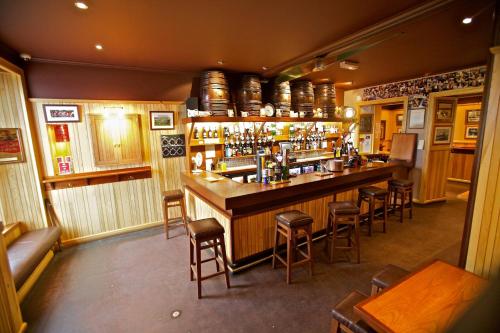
top-left (389, 179), bottom-right (414, 223)
top-left (326, 201), bottom-right (361, 264)
top-left (357, 187), bottom-right (389, 236)
top-left (272, 210), bottom-right (313, 284)
top-left (188, 218), bottom-right (230, 299)
top-left (162, 189), bottom-right (188, 239)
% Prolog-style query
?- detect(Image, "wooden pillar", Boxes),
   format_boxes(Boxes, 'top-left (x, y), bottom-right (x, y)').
top-left (0, 223), bottom-right (26, 333)
top-left (464, 45), bottom-right (500, 278)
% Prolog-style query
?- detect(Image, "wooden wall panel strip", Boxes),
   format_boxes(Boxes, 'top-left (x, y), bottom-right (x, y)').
top-left (0, 72), bottom-right (45, 230)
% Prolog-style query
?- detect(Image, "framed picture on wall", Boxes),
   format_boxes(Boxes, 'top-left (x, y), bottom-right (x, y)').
top-left (43, 104), bottom-right (80, 123)
top-left (0, 128), bottom-right (25, 164)
top-left (396, 114), bottom-right (403, 127)
top-left (435, 102), bottom-right (454, 123)
top-left (466, 110), bottom-right (480, 124)
top-left (465, 125), bottom-right (479, 139)
top-left (408, 108), bottom-right (425, 129)
top-left (150, 111), bottom-right (175, 130)
top-left (359, 114), bottom-right (373, 134)
top-left (433, 126), bottom-right (452, 145)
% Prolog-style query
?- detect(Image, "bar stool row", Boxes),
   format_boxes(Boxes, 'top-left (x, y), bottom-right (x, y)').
top-left (162, 177), bottom-right (414, 296)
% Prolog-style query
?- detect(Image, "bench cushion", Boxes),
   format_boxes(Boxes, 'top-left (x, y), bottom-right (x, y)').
top-left (7, 227), bottom-right (61, 289)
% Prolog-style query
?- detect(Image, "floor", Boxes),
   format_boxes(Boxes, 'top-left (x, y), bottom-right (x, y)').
top-left (22, 183), bottom-right (469, 333)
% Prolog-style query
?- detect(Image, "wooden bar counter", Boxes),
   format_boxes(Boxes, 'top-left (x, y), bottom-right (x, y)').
top-left (181, 162), bottom-right (402, 268)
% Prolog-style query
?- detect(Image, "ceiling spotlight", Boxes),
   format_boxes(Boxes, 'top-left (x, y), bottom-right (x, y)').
top-left (262, 66), bottom-right (268, 71)
top-left (462, 17), bottom-right (472, 24)
top-left (336, 81), bottom-right (353, 86)
top-left (217, 59), bottom-right (224, 65)
top-left (74, 1), bottom-right (88, 10)
top-left (95, 44), bottom-right (103, 51)
top-left (19, 53), bottom-right (32, 61)
top-left (339, 60), bottom-right (359, 71)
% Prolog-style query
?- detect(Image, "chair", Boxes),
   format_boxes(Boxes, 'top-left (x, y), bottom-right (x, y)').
top-left (162, 189), bottom-right (188, 239)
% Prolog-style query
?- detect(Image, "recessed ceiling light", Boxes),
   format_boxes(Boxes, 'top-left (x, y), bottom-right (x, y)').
top-left (336, 81), bottom-right (353, 86)
top-left (462, 17), bottom-right (472, 24)
top-left (74, 1), bottom-right (88, 10)
top-left (217, 59), bottom-right (224, 65)
top-left (95, 44), bottom-right (103, 51)
top-left (339, 61), bottom-right (359, 71)
top-left (262, 66), bottom-right (268, 71)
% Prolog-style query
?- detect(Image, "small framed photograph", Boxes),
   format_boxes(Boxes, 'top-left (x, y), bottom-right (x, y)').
top-left (409, 108), bottom-right (425, 129)
top-left (359, 114), bottom-right (373, 134)
top-left (435, 102), bottom-right (454, 123)
top-left (43, 104), bottom-right (80, 123)
top-left (465, 125), bottom-right (479, 139)
top-left (0, 128), bottom-right (25, 164)
top-left (396, 114), bottom-right (404, 127)
top-left (433, 126), bottom-right (452, 145)
top-left (466, 110), bottom-right (480, 124)
top-left (150, 111), bottom-right (175, 130)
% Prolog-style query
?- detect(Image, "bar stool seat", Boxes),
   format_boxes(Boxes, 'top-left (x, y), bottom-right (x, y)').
top-left (371, 264), bottom-right (410, 295)
top-left (188, 218), bottom-right (230, 299)
top-left (389, 179), bottom-right (413, 187)
top-left (162, 189), bottom-right (188, 239)
top-left (326, 201), bottom-right (361, 264)
top-left (331, 291), bottom-right (376, 333)
top-left (329, 201), bottom-right (361, 215)
top-left (272, 210), bottom-right (313, 284)
top-left (357, 186), bottom-right (389, 236)
top-left (275, 210), bottom-right (313, 227)
top-left (162, 189), bottom-right (184, 201)
top-left (188, 218), bottom-right (225, 240)
top-left (359, 186), bottom-right (388, 197)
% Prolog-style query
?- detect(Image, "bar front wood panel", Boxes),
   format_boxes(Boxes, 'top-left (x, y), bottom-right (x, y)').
top-left (447, 150), bottom-right (475, 182)
top-left (0, 72), bottom-right (45, 230)
top-left (31, 99), bottom-right (186, 243)
top-left (424, 148), bottom-right (450, 202)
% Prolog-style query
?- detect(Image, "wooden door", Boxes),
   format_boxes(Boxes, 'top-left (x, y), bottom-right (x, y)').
top-left (117, 115), bottom-right (143, 164)
top-left (426, 97), bottom-right (457, 201)
top-left (90, 116), bottom-right (118, 166)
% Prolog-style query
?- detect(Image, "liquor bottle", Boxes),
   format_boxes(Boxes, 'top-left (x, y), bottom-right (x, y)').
top-left (208, 127), bottom-right (213, 138)
top-left (194, 127), bottom-right (199, 139)
top-left (202, 127), bottom-right (207, 139)
top-left (214, 127), bottom-right (219, 138)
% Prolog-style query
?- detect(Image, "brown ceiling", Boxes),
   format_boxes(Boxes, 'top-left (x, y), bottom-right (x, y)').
top-left (0, 0), bottom-right (495, 89)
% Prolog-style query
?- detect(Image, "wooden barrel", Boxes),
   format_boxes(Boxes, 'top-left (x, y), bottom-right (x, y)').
top-left (314, 83), bottom-right (336, 117)
top-left (237, 75), bottom-right (262, 116)
top-left (200, 70), bottom-right (229, 116)
top-left (272, 81), bottom-right (291, 116)
top-left (291, 80), bottom-right (314, 116)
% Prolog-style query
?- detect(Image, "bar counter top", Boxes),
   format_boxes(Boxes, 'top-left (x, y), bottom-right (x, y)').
top-left (181, 162), bottom-right (401, 216)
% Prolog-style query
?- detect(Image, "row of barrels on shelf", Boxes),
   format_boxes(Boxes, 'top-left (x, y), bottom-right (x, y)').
top-left (199, 70), bottom-right (337, 117)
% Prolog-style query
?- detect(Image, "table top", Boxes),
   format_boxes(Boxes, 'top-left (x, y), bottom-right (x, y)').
top-left (354, 260), bottom-right (487, 333)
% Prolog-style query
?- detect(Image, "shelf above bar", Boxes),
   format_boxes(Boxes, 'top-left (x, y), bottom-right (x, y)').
top-left (42, 166), bottom-right (152, 191)
top-left (182, 116), bottom-right (342, 124)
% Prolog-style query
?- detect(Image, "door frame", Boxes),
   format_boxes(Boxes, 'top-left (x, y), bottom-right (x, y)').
top-left (355, 96), bottom-right (409, 153)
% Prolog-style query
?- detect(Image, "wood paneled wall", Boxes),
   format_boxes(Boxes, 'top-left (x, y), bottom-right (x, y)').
top-left (30, 98), bottom-right (187, 244)
top-left (466, 46), bottom-right (500, 278)
top-left (0, 71), bottom-right (45, 230)
top-left (424, 148), bottom-right (450, 202)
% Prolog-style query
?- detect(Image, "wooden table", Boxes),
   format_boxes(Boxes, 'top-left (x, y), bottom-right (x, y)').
top-left (354, 260), bottom-right (487, 333)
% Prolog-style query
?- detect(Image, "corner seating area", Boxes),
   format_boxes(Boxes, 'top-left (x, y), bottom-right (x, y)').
top-left (2, 199), bottom-right (62, 303)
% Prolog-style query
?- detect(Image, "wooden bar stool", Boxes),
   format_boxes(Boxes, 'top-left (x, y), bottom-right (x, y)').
top-left (389, 179), bottom-right (414, 223)
top-left (188, 218), bottom-right (230, 299)
top-left (325, 201), bottom-right (361, 264)
top-left (357, 186), bottom-right (389, 236)
top-left (370, 264), bottom-right (410, 295)
top-left (272, 210), bottom-right (313, 284)
top-left (162, 189), bottom-right (188, 239)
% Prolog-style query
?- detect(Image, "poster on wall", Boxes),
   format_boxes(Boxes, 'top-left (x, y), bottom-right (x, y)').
top-left (465, 125), bottom-right (479, 139)
top-left (409, 108), bottom-right (426, 129)
top-left (150, 111), bottom-right (175, 130)
top-left (360, 135), bottom-right (372, 153)
top-left (466, 110), bottom-right (480, 124)
top-left (43, 104), bottom-right (80, 123)
top-left (0, 128), bottom-right (25, 164)
top-left (359, 114), bottom-right (373, 133)
top-left (435, 102), bottom-right (454, 123)
top-left (433, 126), bottom-right (452, 145)
top-left (161, 134), bottom-right (186, 158)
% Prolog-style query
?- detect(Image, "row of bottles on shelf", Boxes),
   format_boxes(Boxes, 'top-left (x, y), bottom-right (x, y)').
top-left (193, 126), bottom-right (219, 140)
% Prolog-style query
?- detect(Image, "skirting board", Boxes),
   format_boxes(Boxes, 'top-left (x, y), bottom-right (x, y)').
top-left (447, 178), bottom-right (471, 184)
top-left (61, 221), bottom-right (164, 247)
top-left (412, 197), bottom-right (447, 204)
